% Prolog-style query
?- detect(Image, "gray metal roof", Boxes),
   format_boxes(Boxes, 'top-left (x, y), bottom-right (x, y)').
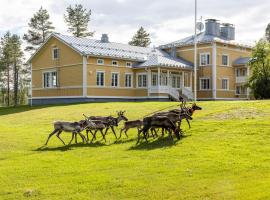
top-left (54, 33), bottom-right (167, 61)
top-left (159, 32), bottom-right (254, 49)
top-left (233, 57), bottom-right (251, 66)
top-left (28, 33), bottom-right (193, 69)
top-left (137, 54), bottom-right (193, 69)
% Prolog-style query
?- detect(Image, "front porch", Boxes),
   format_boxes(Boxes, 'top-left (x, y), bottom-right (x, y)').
top-left (146, 67), bottom-right (194, 100)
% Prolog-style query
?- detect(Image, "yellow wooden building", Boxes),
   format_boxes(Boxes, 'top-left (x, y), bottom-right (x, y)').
top-left (29, 19), bottom-right (253, 104)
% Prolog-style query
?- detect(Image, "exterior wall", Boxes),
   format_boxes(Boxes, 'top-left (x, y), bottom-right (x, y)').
top-left (176, 42), bottom-right (252, 99)
top-left (31, 36), bottom-right (83, 98)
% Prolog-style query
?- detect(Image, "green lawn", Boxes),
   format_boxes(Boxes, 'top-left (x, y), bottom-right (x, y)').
top-left (0, 101), bottom-right (270, 200)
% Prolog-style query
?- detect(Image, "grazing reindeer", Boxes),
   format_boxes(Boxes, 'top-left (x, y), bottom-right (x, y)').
top-left (120, 120), bottom-right (143, 138)
top-left (137, 116), bottom-right (180, 144)
top-left (151, 112), bottom-right (193, 136)
top-left (169, 103), bottom-right (202, 128)
top-left (89, 111), bottom-right (128, 139)
top-left (45, 119), bottom-right (91, 146)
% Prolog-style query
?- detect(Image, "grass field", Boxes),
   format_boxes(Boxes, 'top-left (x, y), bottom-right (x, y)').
top-left (0, 101), bottom-right (270, 200)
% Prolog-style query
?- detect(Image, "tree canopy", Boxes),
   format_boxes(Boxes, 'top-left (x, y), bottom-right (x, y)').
top-left (23, 7), bottom-right (54, 53)
top-left (64, 4), bottom-right (94, 38)
top-left (248, 39), bottom-right (270, 99)
top-left (129, 27), bottom-right (151, 47)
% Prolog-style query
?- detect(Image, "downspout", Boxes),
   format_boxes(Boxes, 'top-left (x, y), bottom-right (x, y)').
top-left (212, 42), bottom-right (217, 99)
top-left (82, 54), bottom-right (88, 98)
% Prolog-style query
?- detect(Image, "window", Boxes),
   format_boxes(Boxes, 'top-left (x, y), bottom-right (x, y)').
top-left (152, 73), bottom-right (158, 86)
top-left (200, 53), bottom-right (210, 66)
top-left (137, 74), bottom-right (147, 88)
top-left (160, 73), bottom-right (168, 86)
top-left (236, 86), bottom-right (247, 95)
top-left (172, 75), bottom-right (181, 88)
top-left (221, 79), bottom-right (229, 90)
top-left (112, 60), bottom-right (118, 66)
top-left (111, 73), bottom-right (119, 87)
top-left (43, 71), bottom-right (57, 88)
top-left (97, 59), bottom-right (104, 65)
top-left (126, 62), bottom-right (132, 68)
top-left (125, 74), bottom-right (132, 88)
top-left (96, 71), bottom-right (105, 86)
top-left (222, 55), bottom-right (229, 66)
top-left (184, 72), bottom-right (191, 87)
top-left (200, 78), bottom-right (210, 90)
top-left (242, 68), bottom-right (247, 76)
top-left (52, 48), bottom-right (59, 60)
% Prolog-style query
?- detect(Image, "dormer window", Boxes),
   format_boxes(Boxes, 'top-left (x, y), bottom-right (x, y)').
top-left (126, 62), bottom-right (132, 68)
top-left (97, 59), bottom-right (104, 65)
top-left (112, 60), bottom-right (118, 66)
top-left (52, 48), bottom-right (60, 60)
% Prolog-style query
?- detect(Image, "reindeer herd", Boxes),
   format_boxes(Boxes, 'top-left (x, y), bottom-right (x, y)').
top-left (44, 99), bottom-right (202, 146)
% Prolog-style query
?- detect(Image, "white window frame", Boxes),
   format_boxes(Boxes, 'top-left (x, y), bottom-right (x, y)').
top-left (137, 73), bottom-right (147, 88)
top-left (52, 48), bottom-right (60, 60)
top-left (221, 54), bottom-right (229, 66)
top-left (199, 78), bottom-right (210, 90)
top-left (199, 52), bottom-right (210, 66)
top-left (152, 73), bottom-right (158, 86)
top-left (111, 72), bottom-right (119, 87)
top-left (97, 59), bottom-right (104, 65)
top-left (221, 78), bottom-right (229, 90)
top-left (125, 73), bottom-right (133, 88)
top-left (96, 71), bottom-right (105, 87)
top-left (171, 74), bottom-right (181, 89)
top-left (42, 70), bottom-right (58, 88)
top-left (126, 62), bottom-right (132, 68)
top-left (112, 60), bottom-right (118, 66)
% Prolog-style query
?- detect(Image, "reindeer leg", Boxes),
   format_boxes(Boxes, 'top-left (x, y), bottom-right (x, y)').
top-left (124, 129), bottom-right (129, 138)
top-left (75, 132), bottom-right (78, 144)
top-left (90, 131), bottom-right (97, 143)
top-left (105, 127), bottom-right (110, 135)
top-left (119, 128), bottom-right (124, 139)
top-left (86, 130), bottom-right (90, 142)
top-left (111, 126), bottom-right (118, 139)
top-left (68, 132), bottom-right (75, 145)
top-left (186, 118), bottom-right (191, 129)
top-left (90, 130), bottom-right (96, 140)
top-left (56, 131), bottom-right (65, 145)
top-left (78, 132), bottom-right (86, 144)
top-left (44, 129), bottom-right (59, 145)
top-left (100, 129), bottom-right (106, 142)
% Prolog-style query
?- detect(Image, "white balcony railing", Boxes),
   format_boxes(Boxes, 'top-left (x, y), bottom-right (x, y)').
top-left (149, 86), bottom-right (193, 101)
top-left (236, 76), bottom-right (248, 83)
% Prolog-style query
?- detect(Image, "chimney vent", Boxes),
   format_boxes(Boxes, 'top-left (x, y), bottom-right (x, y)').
top-left (221, 23), bottom-right (235, 40)
top-left (205, 19), bottom-right (220, 36)
top-left (101, 34), bottom-right (109, 43)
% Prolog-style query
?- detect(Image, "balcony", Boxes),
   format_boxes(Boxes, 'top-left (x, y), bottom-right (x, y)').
top-left (236, 76), bottom-right (248, 83)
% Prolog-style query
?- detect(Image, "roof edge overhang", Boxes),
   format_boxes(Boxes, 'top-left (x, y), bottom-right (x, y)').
top-left (26, 33), bottom-right (84, 64)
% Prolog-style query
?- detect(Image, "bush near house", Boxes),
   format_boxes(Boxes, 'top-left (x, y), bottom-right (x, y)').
top-left (1, 101), bottom-right (270, 200)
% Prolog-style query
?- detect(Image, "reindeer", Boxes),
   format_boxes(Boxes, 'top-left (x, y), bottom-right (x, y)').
top-left (120, 120), bottom-right (143, 138)
top-left (137, 116), bottom-right (181, 144)
top-left (44, 119), bottom-right (92, 146)
top-left (89, 111), bottom-right (128, 139)
top-left (151, 111), bottom-right (193, 137)
top-left (169, 103), bottom-right (202, 128)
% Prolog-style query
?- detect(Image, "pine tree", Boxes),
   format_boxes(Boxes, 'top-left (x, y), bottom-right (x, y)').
top-left (0, 32), bottom-right (12, 106)
top-left (64, 4), bottom-right (94, 38)
top-left (266, 23), bottom-right (270, 42)
top-left (10, 34), bottom-right (24, 107)
top-left (23, 7), bottom-right (54, 53)
top-left (129, 27), bottom-right (151, 47)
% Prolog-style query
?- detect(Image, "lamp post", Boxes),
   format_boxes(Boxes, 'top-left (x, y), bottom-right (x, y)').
top-left (194, 0), bottom-right (198, 102)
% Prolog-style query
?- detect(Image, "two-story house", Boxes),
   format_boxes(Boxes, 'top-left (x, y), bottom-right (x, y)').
top-left (28, 19), bottom-right (252, 105)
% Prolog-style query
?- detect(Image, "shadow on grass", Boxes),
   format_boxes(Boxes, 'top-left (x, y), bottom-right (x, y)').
top-left (128, 134), bottom-right (191, 151)
top-left (33, 141), bottom-right (107, 152)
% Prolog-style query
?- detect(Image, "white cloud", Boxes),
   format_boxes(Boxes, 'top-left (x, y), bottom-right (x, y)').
top-left (0, 0), bottom-right (269, 50)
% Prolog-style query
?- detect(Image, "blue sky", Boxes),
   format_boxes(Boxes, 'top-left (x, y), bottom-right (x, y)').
top-left (0, 0), bottom-right (269, 47)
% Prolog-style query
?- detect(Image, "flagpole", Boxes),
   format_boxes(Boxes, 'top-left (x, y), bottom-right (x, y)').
top-left (194, 0), bottom-right (198, 102)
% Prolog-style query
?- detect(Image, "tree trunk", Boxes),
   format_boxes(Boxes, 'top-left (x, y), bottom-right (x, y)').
top-left (7, 62), bottom-right (10, 106)
top-left (13, 61), bottom-right (18, 107)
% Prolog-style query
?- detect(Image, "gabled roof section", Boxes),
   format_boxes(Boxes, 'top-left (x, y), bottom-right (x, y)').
top-left (233, 57), bottom-right (251, 66)
top-left (53, 33), bottom-right (167, 61)
top-left (159, 32), bottom-right (254, 49)
top-left (137, 54), bottom-right (193, 69)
